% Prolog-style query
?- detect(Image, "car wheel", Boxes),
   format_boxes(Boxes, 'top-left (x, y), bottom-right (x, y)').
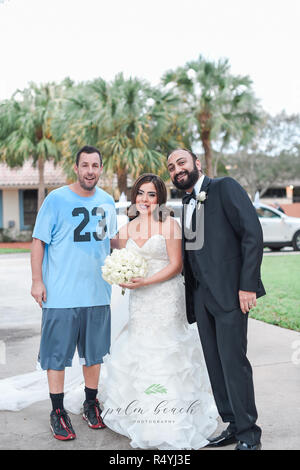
top-left (292, 231), bottom-right (300, 251)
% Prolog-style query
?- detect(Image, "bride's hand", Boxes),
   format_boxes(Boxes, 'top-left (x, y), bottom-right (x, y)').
top-left (119, 278), bottom-right (147, 289)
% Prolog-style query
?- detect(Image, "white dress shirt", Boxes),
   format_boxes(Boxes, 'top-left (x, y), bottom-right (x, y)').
top-left (185, 174), bottom-right (205, 229)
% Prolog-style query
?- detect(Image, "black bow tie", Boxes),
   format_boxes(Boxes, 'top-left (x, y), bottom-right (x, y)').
top-left (182, 189), bottom-right (196, 205)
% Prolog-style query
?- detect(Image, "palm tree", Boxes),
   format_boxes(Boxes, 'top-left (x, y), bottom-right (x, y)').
top-left (56, 74), bottom-right (190, 195)
top-left (162, 55), bottom-right (261, 177)
top-left (100, 74), bottom-right (173, 194)
top-left (0, 80), bottom-right (71, 208)
top-left (50, 79), bottom-right (99, 180)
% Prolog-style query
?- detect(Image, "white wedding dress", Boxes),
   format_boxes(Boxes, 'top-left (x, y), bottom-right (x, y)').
top-left (0, 234), bottom-right (218, 450)
top-left (99, 235), bottom-right (218, 450)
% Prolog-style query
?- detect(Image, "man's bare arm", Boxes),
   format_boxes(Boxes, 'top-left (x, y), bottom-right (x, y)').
top-left (31, 238), bottom-right (47, 308)
top-left (110, 235), bottom-right (120, 250)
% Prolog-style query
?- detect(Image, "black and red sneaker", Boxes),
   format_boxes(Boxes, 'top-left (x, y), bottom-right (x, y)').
top-left (50, 408), bottom-right (76, 441)
top-left (83, 399), bottom-right (106, 429)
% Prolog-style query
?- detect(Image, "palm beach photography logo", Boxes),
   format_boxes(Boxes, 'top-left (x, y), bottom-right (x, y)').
top-left (144, 384), bottom-right (167, 395)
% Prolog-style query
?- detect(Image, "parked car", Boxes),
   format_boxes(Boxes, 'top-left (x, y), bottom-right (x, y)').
top-left (116, 200), bottom-right (300, 251)
top-left (254, 203), bottom-right (300, 251)
top-left (168, 200), bottom-right (300, 252)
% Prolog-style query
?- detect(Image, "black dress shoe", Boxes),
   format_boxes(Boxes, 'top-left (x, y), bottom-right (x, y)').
top-left (235, 441), bottom-right (262, 450)
top-left (206, 429), bottom-right (238, 447)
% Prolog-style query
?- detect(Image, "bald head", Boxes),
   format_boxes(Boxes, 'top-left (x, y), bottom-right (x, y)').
top-left (167, 149), bottom-right (202, 191)
top-left (168, 148), bottom-right (198, 163)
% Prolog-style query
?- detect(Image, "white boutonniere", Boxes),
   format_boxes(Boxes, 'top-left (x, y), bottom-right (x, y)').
top-left (196, 191), bottom-right (207, 209)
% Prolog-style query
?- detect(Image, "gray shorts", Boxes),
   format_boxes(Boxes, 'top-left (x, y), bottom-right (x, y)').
top-left (38, 305), bottom-right (111, 370)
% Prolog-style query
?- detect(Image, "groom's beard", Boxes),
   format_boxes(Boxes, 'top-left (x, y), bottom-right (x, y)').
top-left (172, 165), bottom-right (200, 191)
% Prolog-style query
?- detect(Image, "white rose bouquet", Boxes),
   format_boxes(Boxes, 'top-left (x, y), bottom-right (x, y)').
top-left (101, 248), bottom-right (148, 295)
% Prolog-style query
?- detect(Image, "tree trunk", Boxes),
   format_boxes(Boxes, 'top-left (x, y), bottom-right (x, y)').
top-left (201, 131), bottom-right (214, 178)
top-left (213, 154), bottom-right (219, 178)
top-left (117, 168), bottom-right (128, 195)
top-left (37, 156), bottom-right (45, 210)
top-left (213, 146), bottom-right (225, 178)
top-left (198, 111), bottom-right (214, 178)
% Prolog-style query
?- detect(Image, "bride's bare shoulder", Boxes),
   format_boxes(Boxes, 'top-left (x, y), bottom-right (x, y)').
top-left (118, 223), bottom-right (129, 246)
top-left (118, 219), bottom-right (138, 243)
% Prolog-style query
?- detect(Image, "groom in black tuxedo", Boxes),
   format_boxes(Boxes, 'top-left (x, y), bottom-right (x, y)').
top-left (167, 149), bottom-right (265, 450)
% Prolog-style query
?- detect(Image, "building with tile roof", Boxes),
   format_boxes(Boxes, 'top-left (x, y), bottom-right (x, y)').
top-left (0, 160), bottom-right (117, 240)
top-left (0, 160), bottom-right (68, 240)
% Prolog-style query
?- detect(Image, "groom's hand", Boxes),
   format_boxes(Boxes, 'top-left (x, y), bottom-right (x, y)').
top-left (239, 290), bottom-right (256, 314)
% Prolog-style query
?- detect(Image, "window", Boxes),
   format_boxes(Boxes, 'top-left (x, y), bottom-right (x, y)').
top-left (256, 207), bottom-right (281, 219)
top-left (19, 190), bottom-right (38, 230)
top-left (293, 187), bottom-right (300, 203)
top-left (263, 188), bottom-right (286, 198)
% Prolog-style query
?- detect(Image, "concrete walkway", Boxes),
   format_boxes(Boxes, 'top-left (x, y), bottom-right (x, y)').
top-left (0, 253), bottom-right (299, 450)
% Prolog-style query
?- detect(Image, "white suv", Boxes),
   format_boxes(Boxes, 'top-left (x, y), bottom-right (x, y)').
top-left (254, 203), bottom-right (300, 251)
top-left (167, 201), bottom-right (300, 251)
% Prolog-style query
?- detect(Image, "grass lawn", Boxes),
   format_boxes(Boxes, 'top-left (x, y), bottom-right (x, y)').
top-left (250, 254), bottom-right (300, 332)
top-left (0, 248), bottom-right (31, 254)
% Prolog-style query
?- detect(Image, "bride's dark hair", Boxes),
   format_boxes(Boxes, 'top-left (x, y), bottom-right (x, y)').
top-left (129, 173), bottom-right (173, 222)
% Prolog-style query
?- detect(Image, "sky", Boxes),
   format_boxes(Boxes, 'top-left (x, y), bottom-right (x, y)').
top-left (0, 0), bottom-right (299, 116)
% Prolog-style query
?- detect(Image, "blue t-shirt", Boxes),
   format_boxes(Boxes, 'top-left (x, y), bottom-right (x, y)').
top-left (32, 185), bottom-right (117, 308)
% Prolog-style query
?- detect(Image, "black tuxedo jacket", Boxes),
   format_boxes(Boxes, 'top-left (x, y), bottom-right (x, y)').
top-left (182, 176), bottom-right (266, 324)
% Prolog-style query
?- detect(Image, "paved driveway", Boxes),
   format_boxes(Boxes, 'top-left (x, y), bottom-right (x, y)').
top-left (0, 253), bottom-right (299, 450)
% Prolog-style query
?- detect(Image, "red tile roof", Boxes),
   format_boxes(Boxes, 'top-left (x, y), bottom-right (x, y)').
top-left (281, 203), bottom-right (300, 218)
top-left (0, 159), bottom-right (67, 187)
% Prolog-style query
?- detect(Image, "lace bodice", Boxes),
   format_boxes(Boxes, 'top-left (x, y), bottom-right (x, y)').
top-left (126, 234), bottom-right (188, 335)
top-left (127, 234), bottom-right (169, 272)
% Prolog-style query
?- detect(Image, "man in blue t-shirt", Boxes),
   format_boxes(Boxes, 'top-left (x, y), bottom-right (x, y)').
top-left (31, 145), bottom-right (118, 441)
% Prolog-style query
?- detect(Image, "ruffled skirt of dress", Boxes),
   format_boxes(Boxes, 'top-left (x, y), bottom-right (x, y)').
top-left (100, 317), bottom-right (219, 450)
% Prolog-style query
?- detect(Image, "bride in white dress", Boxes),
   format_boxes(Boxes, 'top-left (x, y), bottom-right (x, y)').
top-left (100, 174), bottom-right (218, 450)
